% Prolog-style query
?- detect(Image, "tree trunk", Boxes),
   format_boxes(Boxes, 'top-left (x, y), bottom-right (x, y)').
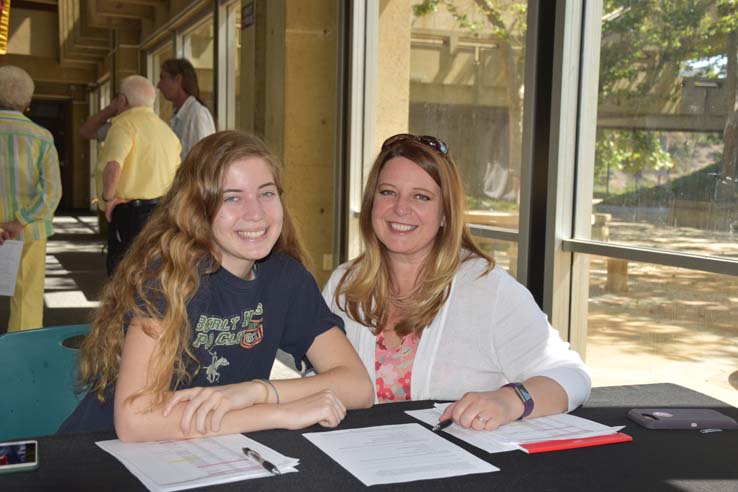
top-left (718, 31), bottom-right (738, 201)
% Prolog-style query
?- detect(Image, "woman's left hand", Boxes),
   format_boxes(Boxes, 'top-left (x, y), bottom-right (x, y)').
top-left (439, 390), bottom-right (521, 431)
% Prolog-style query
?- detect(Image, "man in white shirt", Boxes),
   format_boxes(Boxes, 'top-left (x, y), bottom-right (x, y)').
top-left (156, 58), bottom-right (216, 160)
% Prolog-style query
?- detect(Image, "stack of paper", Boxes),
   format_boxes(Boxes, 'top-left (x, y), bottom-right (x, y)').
top-left (97, 434), bottom-right (299, 492)
top-left (406, 403), bottom-right (630, 454)
top-left (303, 423), bottom-right (498, 486)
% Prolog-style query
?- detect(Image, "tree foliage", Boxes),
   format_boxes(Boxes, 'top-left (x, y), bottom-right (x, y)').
top-left (413, 0), bottom-right (527, 42)
top-left (600, 0), bottom-right (738, 101)
top-left (413, 0), bottom-right (738, 192)
top-left (597, 0), bottom-right (738, 190)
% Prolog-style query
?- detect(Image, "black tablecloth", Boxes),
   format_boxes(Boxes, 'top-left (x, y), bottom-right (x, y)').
top-left (2, 383), bottom-right (737, 492)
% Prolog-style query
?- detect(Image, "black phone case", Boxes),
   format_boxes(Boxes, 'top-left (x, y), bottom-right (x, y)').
top-left (627, 408), bottom-right (738, 430)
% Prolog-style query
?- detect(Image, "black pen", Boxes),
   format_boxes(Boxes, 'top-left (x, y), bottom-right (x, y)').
top-left (431, 419), bottom-right (453, 432)
top-left (242, 447), bottom-right (281, 475)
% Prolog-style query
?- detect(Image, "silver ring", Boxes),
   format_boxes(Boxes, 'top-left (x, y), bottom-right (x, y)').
top-left (476, 415), bottom-right (488, 423)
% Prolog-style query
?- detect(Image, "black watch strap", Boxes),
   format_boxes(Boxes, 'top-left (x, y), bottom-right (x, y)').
top-left (503, 382), bottom-right (534, 420)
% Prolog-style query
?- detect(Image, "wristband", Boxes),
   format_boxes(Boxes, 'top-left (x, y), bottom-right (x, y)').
top-left (503, 382), bottom-right (534, 420)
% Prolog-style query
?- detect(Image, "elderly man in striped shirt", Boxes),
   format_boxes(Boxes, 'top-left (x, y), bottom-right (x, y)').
top-left (0, 65), bottom-right (62, 332)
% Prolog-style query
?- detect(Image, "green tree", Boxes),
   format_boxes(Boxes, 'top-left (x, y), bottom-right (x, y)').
top-left (413, 0), bottom-right (527, 198)
top-left (598, 0), bottom-right (738, 199)
top-left (415, 0), bottom-right (738, 200)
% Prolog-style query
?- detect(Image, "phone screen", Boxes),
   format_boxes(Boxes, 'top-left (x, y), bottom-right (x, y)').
top-left (0, 442), bottom-right (37, 467)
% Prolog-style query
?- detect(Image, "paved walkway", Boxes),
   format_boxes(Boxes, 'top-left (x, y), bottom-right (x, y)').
top-left (587, 219), bottom-right (738, 407)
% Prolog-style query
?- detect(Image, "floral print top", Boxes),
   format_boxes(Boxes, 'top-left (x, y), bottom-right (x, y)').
top-left (375, 331), bottom-right (420, 402)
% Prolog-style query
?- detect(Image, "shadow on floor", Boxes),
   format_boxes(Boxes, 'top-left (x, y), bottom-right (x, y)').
top-left (0, 214), bottom-right (107, 334)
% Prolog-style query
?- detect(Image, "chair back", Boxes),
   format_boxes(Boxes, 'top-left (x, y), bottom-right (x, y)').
top-left (0, 324), bottom-right (90, 440)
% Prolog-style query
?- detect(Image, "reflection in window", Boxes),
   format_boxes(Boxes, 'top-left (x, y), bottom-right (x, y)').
top-left (409, 1), bottom-right (528, 230)
top-left (584, 255), bottom-right (738, 407)
top-left (583, 1), bottom-right (738, 257)
top-left (183, 16), bottom-right (215, 117)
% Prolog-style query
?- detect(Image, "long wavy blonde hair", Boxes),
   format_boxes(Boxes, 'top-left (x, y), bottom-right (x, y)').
top-left (78, 130), bottom-right (307, 405)
top-left (336, 138), bottom-right (494, 338)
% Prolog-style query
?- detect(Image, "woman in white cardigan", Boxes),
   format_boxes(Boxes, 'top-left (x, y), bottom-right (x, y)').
top-left (323, 133), bottom-right (591, 431)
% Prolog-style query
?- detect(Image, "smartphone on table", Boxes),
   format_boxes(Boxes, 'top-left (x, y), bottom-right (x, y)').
top-left (627, 408), bottom-right (738, 430)
top-left (0, 440), bottom-right (39, 474)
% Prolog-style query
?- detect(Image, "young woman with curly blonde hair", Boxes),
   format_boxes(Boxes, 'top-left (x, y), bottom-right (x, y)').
top-left (61, 131), bottom-right (372, 441)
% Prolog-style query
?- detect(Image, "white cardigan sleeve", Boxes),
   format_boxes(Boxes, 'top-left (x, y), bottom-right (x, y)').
top-left (489, 270), bottom-right (591, 411)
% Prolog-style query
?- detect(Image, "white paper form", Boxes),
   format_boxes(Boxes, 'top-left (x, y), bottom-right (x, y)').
top-left (406, 403), bottom-right (622, 453)
top-left (97, 434), bottom-right (299, 492)
top-left (0, 240), bottom-right (23, 296)
top-left (303, 423), bottom-right (498, 486)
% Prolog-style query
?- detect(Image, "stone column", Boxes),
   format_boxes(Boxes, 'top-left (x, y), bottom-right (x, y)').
top-left (239, 0), bottom-right (338, 286)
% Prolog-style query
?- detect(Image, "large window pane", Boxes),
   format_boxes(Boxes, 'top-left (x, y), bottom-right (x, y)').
top-left (408, 1), bottom-right (528, 230)
top-left (471, 235), bottom-right (518, 277)
top-left (230, 2), bottom-right (241, 129)
top-left (150, 43), bottom-right (175, 122)
top-left (580, 2), bottom-right (738, 258)
top-left (183, 15), bottom-right (215, 117)
top-left (584, 255), bottom-right (738, 407)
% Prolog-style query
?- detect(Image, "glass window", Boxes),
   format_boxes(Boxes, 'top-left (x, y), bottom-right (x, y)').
top-left (474, 237), bottom-right (518, 277)
top-left (584, 255), bottom-right (738, 407)
top-left (183, 15), bottom-right (215, 117)
top-left (578, 2), bottom-right (738, 256)
top-left (571, 1), bottom-right (738, 406)
top-left (358, 0), bottom-right (530, 277)
top-left (149, 43), bottom-right (175, 122)
top-left (409, 2), bottom-right (526, 232)
top-left (88, 84), bottom-right (104, 209)
top-left (230, 1), bottom-right (241, 129)
top-left (220, 0), bottom-right (241, 129)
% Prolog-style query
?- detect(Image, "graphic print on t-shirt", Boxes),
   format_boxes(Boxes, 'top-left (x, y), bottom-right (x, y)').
top-left (192, 302), bottom-right (264, 352)
top-left (205, 348), bottom-right (230, 383)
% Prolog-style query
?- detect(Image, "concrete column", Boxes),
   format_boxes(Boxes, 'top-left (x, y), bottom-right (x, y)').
top-left (239, 0), bottom-right (338, 285)
top-left (374, 0), bottom-right (412, 147)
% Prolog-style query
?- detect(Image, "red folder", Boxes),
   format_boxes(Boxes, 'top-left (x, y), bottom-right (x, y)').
top-left (520, 432), bottom-right (633, 454)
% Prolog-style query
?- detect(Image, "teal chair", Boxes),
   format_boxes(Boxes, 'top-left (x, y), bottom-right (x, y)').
top-left (0, 324), bottom-right (90, 440)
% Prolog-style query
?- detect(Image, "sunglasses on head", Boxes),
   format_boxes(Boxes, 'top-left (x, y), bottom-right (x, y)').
top-left (381, 133), bottom-right (449, 156)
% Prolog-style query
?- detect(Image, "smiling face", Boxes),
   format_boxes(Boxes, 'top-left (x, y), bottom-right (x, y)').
top-left (371, 156), bottom-right (445, 265)
top-left (211, 157), bottom-right (284, 278)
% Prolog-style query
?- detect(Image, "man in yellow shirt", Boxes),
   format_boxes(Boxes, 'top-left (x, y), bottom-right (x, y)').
top-left (97, 75), bottom-right (181, 274)
top-left (0, 65), bottom-right (62, 331)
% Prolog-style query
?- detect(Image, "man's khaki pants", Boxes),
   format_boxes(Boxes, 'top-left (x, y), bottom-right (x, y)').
top-left (8, 237), bottom-right (46, 332)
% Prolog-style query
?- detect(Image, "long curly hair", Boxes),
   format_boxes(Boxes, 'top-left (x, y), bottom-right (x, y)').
top-left (335, 138), bottom-right (494, 337)
top-left (78, 130), bottom-right (307, 406)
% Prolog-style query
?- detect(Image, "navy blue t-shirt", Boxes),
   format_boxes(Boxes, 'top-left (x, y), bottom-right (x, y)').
top-left (59, 252), bottom-right (342, 433)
